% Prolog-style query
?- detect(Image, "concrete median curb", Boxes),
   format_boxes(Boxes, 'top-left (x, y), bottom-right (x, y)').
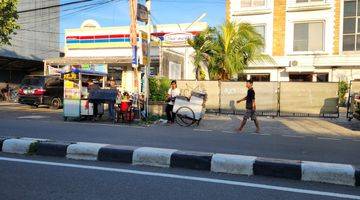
top-left (0, 136), bottom-right (358, 187)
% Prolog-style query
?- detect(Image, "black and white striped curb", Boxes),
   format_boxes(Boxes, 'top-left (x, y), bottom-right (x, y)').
top-left (0, 136), bottom-right (359, 187)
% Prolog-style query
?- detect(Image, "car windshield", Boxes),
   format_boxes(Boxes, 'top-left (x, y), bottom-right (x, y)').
top-left (21, 77), bottom-right (45, 87)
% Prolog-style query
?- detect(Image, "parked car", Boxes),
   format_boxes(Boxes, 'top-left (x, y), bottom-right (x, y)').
top-left (18, 75), bottom-right (63, 109)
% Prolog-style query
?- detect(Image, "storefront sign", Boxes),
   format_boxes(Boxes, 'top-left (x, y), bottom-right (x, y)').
top-left (132, 45), bottom-right (138, 68)
top-left (137, 3), bottom-right (148, 23)
top-left (63, 72), bottom-right (78, 80)
top-left (139, 31), bottom-right (148, 65)
top-left (164, 32), bottom-right (193, 44)
top-left (81, 64), bottom-right (107, 73)
top-left (47, 65), bottom-right (62, 75)
top-left (64, 80), bottom-right (80, 100)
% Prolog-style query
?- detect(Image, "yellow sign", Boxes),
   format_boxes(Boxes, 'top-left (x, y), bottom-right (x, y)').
top-left (64, 72), bottom-right (78, 80)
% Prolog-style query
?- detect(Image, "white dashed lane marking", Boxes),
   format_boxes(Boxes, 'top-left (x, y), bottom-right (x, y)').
top-left (0, 157), bottom-right (359, 200)
top-left (317, 137), bottom-right (342, 141)
top-left (193, 129), bottom-right (213, 132)
top-left (282, 135), bottom-right (305, 138)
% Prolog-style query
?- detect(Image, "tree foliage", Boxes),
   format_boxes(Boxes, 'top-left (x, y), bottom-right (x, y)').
top-left (149, 77), bottom-right (170, 101)
top-left (0, 0), bottom-right (20, 46)
top-left (189, 22), bottom-right (272, 80)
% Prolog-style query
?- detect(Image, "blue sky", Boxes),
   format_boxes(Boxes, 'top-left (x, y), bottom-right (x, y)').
top-left (60, 0), bottom-right (225, 42)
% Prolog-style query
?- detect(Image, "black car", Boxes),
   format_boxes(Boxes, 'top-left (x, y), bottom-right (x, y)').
top-left (18, 75), bottom-right (63, 109)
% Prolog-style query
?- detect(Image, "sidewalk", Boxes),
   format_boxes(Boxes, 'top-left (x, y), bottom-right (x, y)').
top-left (199, 113), bottom-right (360, 139)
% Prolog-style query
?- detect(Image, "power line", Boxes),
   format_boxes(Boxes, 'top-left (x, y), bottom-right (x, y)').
top-left (20, 0), bottom-right (118, 30)
top-left (17, 0), bottom-right (97, 14)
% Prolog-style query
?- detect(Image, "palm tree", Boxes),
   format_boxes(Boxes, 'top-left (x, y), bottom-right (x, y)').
top-left (187, 27), bottom-right (216, 80)
top-left (189, 22), bottom-right (271, 80)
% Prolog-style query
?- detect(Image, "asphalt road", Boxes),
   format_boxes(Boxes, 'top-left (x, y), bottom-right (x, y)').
top-left (0, 111), bottom-right (359, 167)
top-left (0, 153), bottom-right (359, 200)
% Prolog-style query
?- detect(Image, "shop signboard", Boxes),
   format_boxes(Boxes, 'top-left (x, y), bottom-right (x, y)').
top-left (47, 65), bottom-right (62, 75)
top-left (137, 3), bottom-right (148, 23)
top-left (81, 64), bottom-right (107, 73)
top-left (163, 32), bottom-right (193, 45)
top-left (63, 72), bottom-right (80, 100)
top-left (132, 45), bottom-right (138, 68)
top-left (139, 31), bottom-right (148, 65)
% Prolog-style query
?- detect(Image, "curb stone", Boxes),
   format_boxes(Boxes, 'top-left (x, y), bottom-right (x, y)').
top-left (211, 154), bottom-right (256, 175)
top-left (66, 142), bottom-right (108, 161)
top-left (254, 158), bottom-right (302, 180)
top-left (98, 145), bottom-right (138, 163)
top-left (0, 137), bottom-right (358, 187)
top-left (170, 151), bottom-right (213, 170)
top-left (36, 141), bottom-right (73, 157)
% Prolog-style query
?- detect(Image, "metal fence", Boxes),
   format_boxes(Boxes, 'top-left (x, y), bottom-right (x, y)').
top-left (176, 80), bottom-right (339, 118)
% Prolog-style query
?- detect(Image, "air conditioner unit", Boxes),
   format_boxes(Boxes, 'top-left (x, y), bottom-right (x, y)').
top-left (288, 60), bottom-right (298, 67)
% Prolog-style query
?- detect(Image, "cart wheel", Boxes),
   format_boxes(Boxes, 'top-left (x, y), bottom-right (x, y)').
top-left (175, 106), bottom-right (195, 127)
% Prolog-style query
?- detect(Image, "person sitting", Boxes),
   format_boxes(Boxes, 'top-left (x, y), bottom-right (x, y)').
top-left (117, 92), bottom-right (134, 123)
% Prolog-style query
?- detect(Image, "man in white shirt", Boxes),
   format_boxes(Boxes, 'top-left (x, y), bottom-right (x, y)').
top-left (166, 80), bottom-right (180, 123)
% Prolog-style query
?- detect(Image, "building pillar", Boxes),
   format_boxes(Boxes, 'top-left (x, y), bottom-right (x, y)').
top-left (333, 0), bottom-right (341, 55)
top-left (272, 0), bottom-right (286, 56)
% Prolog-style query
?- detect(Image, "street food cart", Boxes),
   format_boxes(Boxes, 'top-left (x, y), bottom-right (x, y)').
top-left (62, 67), bottom-right (107, 121)
top-left (347, 92), bottom-right (360, 121)
top-left (173, 90), bottom-right (207, 126)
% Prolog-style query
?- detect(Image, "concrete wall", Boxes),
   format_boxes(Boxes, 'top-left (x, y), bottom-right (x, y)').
top-left (161, 80), bottom-right (339, 116)
top-left (280, 82), bottom-right (339, 115)
top-left (0, 0), bottom-right (60, 61)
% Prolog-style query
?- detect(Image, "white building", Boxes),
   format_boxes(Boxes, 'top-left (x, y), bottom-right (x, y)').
top-left (228, 0), bottom-right (360, 82)
top-left (45, 20), bottom-right (208, 92)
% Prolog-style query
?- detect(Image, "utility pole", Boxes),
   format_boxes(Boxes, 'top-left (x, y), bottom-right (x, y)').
top-left (145, 0), bottom-right (151, 117)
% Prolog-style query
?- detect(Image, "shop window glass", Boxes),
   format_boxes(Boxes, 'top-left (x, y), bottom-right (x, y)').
top-left (316, 74), bottom-right (329, 82)
top-left (169, 61), bottom-right (182, 80)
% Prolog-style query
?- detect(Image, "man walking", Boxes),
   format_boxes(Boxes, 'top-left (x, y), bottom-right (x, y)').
top-left (236, 79), bottom-right (260, 133)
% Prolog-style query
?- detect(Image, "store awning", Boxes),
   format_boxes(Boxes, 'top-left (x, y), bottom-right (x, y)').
top-left (44, 56), bottom-right (132, 65)
top-left (0, 56), bottom-right (43, 72)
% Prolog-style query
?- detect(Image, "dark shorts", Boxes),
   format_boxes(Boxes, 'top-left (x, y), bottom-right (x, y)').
top-left (243, 109), bottom-right (256, 120)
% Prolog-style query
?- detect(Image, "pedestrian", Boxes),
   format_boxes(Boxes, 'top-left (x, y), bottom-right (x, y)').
top-left (236, 79), bottom-right (260, 133)
top-left (88, 79), bottom-right (100, 121)
top-left (165, 80), bottom-right (180, 124)
top-left (108, 79), bottom-right (117, 121)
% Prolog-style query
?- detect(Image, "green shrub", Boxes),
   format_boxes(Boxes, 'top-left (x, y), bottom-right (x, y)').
top-left (338, 81), bottom-right (349, 106)
top-left (149, 77), bottom-right (170, 101)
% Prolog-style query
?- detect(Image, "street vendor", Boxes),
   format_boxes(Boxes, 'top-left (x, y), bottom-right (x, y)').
top-left (108, 79), bottom-right (117, 120)
top-left (87, 79), bottom-right (100, 121)
top-left (165, 80), bottom-right (180, 124)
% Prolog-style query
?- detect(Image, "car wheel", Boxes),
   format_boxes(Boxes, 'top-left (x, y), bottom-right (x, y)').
top-left (50, 98), bottom-right (62, 109)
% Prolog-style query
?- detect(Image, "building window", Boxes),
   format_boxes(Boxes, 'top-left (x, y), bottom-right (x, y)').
top-left (289, 74), bottom-right (313, 82)
top-left (240, 0), bottom-right (266, 8)
top-left (169, 61), bottom-right (182, 80)
top-left (342, 0), bottom-right (360, 51)
top-left (316, 73), bottom-right (329, 82)
top-left (250, 74), bottom-right (270, 81)
top-left (253, 25), bottom-right (266, 52)
top-left (293, 22), bottom-right (324, 52)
